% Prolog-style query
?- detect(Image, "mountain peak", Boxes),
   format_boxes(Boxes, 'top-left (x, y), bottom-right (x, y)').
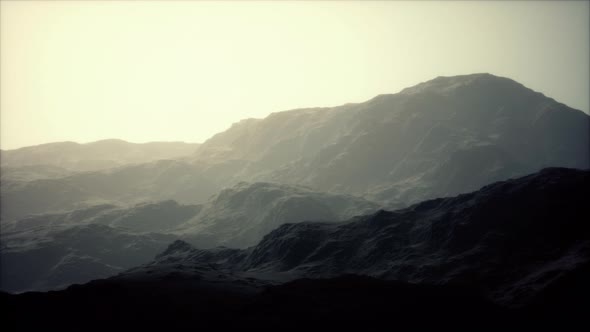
top-left (86, 139), bottom-right (129, 146)
top-left (435, 72), bottom-right (497, 79)
top-left (398, 73), bottom-right (524, 96)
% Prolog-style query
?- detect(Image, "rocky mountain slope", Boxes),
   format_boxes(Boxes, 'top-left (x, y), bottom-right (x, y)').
top-left (123, 168), bottom-right (590, 307)
top-left (0, 182), bottom-right (377, 292)
top-left (193, 73), bottom-right (589, 204)
top-left (177, 181), bottom-right (379, 248)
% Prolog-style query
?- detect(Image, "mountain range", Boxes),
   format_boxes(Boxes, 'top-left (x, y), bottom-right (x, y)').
top-left (1, 73), bottom-right (589, 329)
top-left (121, 167), bottom-right (590, 307)
top-left (2, 74), bottom-right (587, 223)
top-left (191, 73), bottom-right (588, 204)
top-left (1, 183), bottom-right (378, 292)
top-left (3, 167), bottom-right (588, 330)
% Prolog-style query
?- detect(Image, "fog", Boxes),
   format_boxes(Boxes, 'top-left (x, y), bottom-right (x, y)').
top-left (1, 0), bottom-right (588, 149)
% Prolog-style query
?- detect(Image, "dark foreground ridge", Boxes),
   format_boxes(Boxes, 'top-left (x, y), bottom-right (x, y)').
top-left (2, 271), bottom-right (588, 331)
top-left (2, 167), bottom-right (589, 330)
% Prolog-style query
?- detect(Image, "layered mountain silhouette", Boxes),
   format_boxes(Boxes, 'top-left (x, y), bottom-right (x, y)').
top-left (3, 168), bottom-right (588, 330)
top-left (120, 168), bottom-right (590, 306)
top-left (1, 74), bottom-right (589, 328)
top-left (2, 74), bottom-right (587, 222)
top-left (1, 181), bottom-right (377, 292)
top-left (0, 160), bottom-right (215, 221)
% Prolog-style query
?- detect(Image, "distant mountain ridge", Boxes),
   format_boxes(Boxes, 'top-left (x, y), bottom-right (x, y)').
top-left (2, 74), bottom-right (587, 222)
top-left (0, 160), bottom-right (216, 221)
top-left (0, 139), bottom-right (200, 172)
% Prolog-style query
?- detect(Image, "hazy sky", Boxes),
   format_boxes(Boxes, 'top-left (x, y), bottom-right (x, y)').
top-left (1, 1), bottom-right (588, 149)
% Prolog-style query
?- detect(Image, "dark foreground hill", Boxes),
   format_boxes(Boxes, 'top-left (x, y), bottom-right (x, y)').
top-left (1, 269), bottom-right (587, 331)
top-left (2, 168), bottom-right (588, 330)
top-left (0, 275), bottom-right (512, 331)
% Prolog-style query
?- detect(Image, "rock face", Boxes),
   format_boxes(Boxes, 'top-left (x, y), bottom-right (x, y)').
top-left (130, 168), bottom-right (590, 307)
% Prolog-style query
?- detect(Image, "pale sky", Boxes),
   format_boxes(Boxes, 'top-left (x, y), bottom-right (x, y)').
top-left (1, 1), bottom-right (588, 150)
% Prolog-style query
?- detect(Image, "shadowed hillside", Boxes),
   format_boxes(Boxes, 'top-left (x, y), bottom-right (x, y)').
top-left (3, 168), bottom-right (588, 331)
